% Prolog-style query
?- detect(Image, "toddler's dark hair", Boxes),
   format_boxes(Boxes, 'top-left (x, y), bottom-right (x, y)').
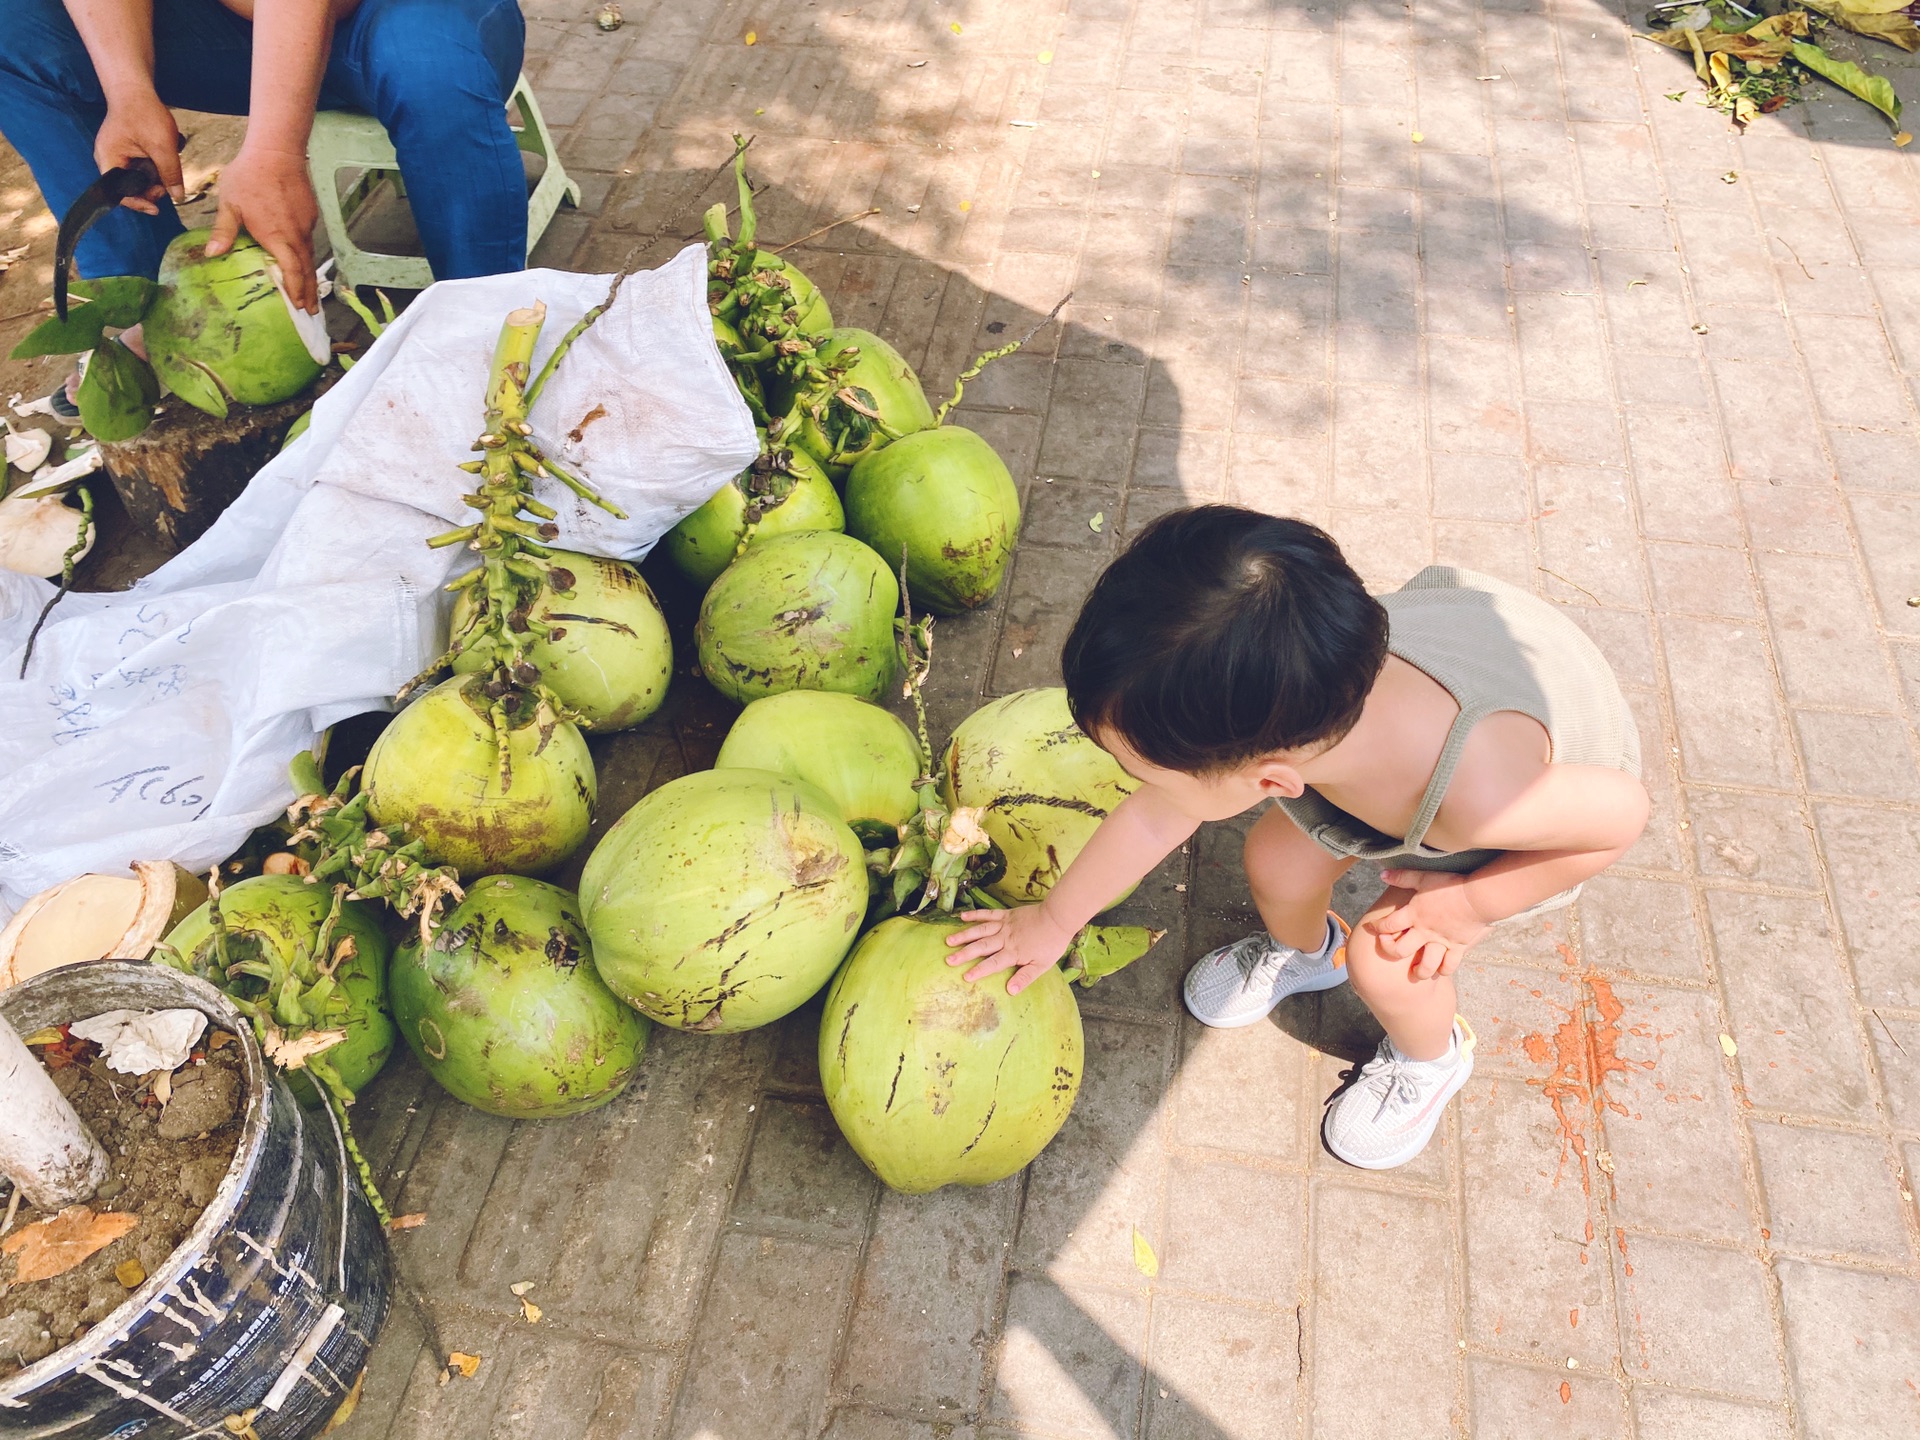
top-left (1062, 505), bottom-right (1388, 773)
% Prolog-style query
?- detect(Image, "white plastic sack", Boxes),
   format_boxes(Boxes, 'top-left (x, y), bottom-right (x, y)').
top-left (0, 249), bottom-right (757, 917)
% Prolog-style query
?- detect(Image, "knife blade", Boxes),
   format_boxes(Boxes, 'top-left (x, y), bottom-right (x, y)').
top-left (54, 157), bottom-right (165, 321)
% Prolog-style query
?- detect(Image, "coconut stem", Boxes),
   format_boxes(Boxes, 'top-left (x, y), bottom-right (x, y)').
top-left (313, 1060), bottom-right (391, 1226)
top-left (932, 291), bottom-right (1073, 426)
top-left (15, 484), bottom-right (94, 679)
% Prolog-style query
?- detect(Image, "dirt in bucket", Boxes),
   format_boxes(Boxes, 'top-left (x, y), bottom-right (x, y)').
top-left (0, 1025), bottom-right (245, 1381)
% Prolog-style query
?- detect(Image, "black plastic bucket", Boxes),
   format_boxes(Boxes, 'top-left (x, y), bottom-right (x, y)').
top-left (0, 962), bottom-right (389, 1439)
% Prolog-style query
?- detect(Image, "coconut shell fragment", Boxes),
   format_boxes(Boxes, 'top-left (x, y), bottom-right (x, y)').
top-left (0, 862), bottom-right (207, 990)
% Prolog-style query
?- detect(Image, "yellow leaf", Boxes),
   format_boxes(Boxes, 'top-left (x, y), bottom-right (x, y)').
top-left (520, 1297), bottom-right (543, 1324)
top-left (509, 1280), bottom-right (535, 1296)
top-left (1897, 131), bottom-right (1914, 147)
top-left (447, 1352), bottom-right (482, 1379)
top-left (1719, 1033), bottom-right (1738, 1056)
top-left (21, 1026), bottom-right (63, 1046)
top-left (959, 200), bottom-right (972, 212)
top-left (951, 21), bottom-right (964, 34)
top-left (1037, 50), bottom-right (1053, 63)
top-left (1089, 511), bottom-right (1105, 533)
top-left (322, 1370), bottom-right (365, 1434)
top-left (744, 30), bottom-right (757, 45)
top-left (1132, 1227), bottom-right (1159, 1278)
top-left (1411, 131), bottom-right (1424, 142)
top-left (115, 1258), bottom-right (147, 1288)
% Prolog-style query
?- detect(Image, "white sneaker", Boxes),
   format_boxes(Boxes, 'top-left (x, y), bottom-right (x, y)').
top-left (1322, 1017), bottom-right (1476, 1170)
top-left (1182, 913), bottom-right (1351, 1028)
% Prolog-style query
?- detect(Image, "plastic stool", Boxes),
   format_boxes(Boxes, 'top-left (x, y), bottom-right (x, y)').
top-left (307, 73), bottom-right (580, 291)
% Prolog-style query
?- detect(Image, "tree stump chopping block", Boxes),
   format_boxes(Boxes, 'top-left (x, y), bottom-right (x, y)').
top-left (98, 382), bottom-right (331, 554)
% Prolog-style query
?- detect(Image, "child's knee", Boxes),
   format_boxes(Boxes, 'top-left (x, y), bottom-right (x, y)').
top-left (1243, 809), bottom-right (1338, 888)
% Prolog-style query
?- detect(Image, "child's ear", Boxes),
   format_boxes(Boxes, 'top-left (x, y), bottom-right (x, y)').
top-left (1251, 760), bottom-right (1306, 799)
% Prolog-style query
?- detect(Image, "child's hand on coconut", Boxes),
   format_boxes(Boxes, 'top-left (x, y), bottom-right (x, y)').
top-left (944, 903), bottom-right (1076, 994)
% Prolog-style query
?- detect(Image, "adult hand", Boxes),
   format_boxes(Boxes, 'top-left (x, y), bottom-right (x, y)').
top-left (208, 145), bottom-right (321, 311)
top-left (93, 91), bottom-right (185, 215)
top-left (944, 904), bottom-right (1076, 995)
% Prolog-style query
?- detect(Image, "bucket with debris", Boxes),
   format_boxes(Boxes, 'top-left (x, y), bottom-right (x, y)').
top-left (0, 962), bottom-right (388, 1437)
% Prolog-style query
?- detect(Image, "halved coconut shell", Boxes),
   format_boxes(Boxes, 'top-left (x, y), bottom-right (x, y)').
top-left (0, 862), bottom-right (209, 989)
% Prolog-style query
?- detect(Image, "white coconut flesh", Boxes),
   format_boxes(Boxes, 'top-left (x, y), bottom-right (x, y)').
top-left (265, 258), bottom-right (335, 367)
top-left (0, 492), bottom-right (96, 577)
top-left (0, 862), bottom-right (201, 990)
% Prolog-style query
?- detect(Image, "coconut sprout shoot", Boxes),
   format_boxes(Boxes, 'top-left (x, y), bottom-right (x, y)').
top-left (402, 293), bottom-right (630, 785)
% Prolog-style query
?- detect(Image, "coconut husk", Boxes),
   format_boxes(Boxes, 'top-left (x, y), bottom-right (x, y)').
top-left (0, 862), bottom-right (207, 989)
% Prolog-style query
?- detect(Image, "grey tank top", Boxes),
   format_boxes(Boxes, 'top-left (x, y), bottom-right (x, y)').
top-left (1276, 565), bottom-right (1641, 873)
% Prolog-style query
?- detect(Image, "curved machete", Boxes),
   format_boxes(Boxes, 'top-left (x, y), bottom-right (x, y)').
top-left (54, 157), bottom-right (164, 321)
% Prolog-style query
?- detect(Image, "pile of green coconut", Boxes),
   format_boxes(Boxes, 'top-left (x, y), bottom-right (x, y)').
top-left (1, 147), bottom-right (1160, 1205)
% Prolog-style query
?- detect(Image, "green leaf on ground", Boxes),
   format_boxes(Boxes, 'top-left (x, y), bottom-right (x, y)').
top-left (1792, 42), bottom-right (1903, 125)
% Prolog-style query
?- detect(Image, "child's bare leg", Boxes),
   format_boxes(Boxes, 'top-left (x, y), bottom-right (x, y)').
top-left (1343, 888), bottom-right (1457, 1061)
top-left (1243, 805), bottom-right (1353, 950)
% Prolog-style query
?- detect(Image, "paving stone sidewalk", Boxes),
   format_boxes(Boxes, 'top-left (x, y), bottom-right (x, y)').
top-left (11, 0), bottom-right (1920, 1431)
top-left (320, 1), bottom-right (1920, 1433)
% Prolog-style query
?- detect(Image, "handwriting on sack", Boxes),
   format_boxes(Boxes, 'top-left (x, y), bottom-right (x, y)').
top-left (95, 765), bottom-right (209, 813)
top-left (48, 662), bottom-right (190, 746)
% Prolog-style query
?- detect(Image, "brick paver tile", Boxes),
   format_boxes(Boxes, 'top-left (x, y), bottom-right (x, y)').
top-left (1613, 1234), bottom-right (1784, 1401)
top-left (1630, 1390), bottom-right (1792, 1440)
top-left (1308, 1186), bottom-right (1458, 1437)
top-left (1775, 1259), bottom-right (1920, 1437)
top-left (1466, 1358), bottom-right (1625, 1440)
top-left (1749, 1120), bottom-right (1912, 1263)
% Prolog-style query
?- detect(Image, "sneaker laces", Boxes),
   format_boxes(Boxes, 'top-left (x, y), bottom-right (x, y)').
top-left (1356, 1045), bottom-right (1428, 1121)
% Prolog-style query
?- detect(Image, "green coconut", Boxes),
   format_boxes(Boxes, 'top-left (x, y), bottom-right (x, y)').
top-left (579, 768), bottom-right (868, 1033)
top-left (164, 874), bottom-right (394, 1103)
top-left (941, 687), bottom-right (1139, 905)
top-left (450, 551), bottom-right (672, 731)
top-left (777, 328), bottom-right (935, 476)
top-left (819, 913), bottom-right (1083, 1193)
top-left (748, 253), bottom-right (833, 339)
top-left (845, 426), bottom-right (1020, 614)
top-left (363, 675), bottom-right (595, 878)
top-left (143, 229), bottom-right (329, 417)
top-left (716, 691), bottom-right (922, 845)
top-left (663, 445), bottom-right (844, 590)
top-left (695, 529), bottom-right (900, 705)
top-left (390, 875), bottom-right (647, 1118)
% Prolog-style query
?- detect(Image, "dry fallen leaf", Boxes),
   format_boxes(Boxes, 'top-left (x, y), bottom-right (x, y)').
top-left (447, 1352), bottom-right (482, 1380)
top-left (322, 1369), bottom-right (367, 1433)
top-left (744, 29), bottom-right (757, 44)
top-left (2, 1205), bottom-right (139, 1283)
top-left (1719, 1033), bottom-right (1738, 1057)
top-left (1132, 1227), bottom-right (1159, 1279)
top-left (509, 1280), bottom-right (535, 1296)
top-left (388, 1212), bottom-right (428, 1232)
top-left (115, 1258), bottom-right (147, 1288)
top-left (519, 1297), bottom-right (543, 1324)
top-left (152, 1068), bottom-right (173, 1106)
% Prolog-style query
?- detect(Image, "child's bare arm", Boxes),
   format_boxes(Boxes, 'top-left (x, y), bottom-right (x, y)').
top-left (1366, 762), bottom-right (1649, 976)
top-left (943, 785), bottom-right (1202, 993)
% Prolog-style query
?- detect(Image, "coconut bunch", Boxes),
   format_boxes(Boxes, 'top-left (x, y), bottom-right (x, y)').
top-left (667, 138), bottom-right (1030, 708)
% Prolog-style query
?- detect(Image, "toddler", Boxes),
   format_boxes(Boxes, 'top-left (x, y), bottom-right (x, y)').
top-left (946, 505), bottom-right (1649, 1169)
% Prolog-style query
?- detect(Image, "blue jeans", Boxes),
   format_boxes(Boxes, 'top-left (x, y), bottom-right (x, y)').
top-left (0, 0), bottom-right (528, 283)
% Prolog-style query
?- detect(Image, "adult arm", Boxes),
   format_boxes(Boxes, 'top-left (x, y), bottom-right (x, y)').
top-left (65, 0), bottom-right (185, 212)
top-left (208, 0), bottom-right (337, 310)
top-left (942, 785), bottom-right (1203, 994)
